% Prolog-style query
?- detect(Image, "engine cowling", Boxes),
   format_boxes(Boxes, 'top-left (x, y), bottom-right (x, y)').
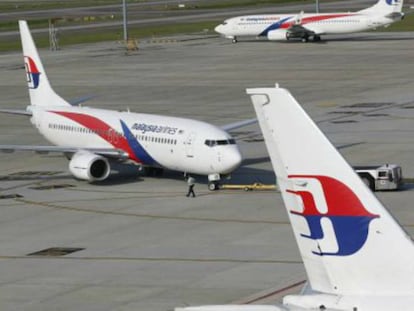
top-left (267, 29), bottom-right (288, 41)
top-left (69, 151), bottom-right (110, 182)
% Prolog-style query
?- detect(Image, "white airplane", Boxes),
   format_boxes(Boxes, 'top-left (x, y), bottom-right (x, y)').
top-left (0, 20), bottom-right (249, 190)
top-left (175, 84), bottom-right (414, 311)
top-left (215, 0), bottom-right (404, 42)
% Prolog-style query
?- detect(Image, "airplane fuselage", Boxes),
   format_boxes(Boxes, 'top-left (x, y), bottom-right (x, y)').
top-left (30, 105), bottom-right (242, 176)
top-left (215, 12), bottom-right (397, 41)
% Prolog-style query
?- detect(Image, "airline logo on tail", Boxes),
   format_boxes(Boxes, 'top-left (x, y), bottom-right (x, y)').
top-left (287, 175), bottom-right (379, 256)
top-left (24, 56), bottom-right (40, 89)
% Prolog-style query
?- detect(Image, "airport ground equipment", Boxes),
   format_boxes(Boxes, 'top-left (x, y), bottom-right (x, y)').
top-left (354, 164), bottom-right (402, 191)
top-left (221, 182), bottom-right (277, 191)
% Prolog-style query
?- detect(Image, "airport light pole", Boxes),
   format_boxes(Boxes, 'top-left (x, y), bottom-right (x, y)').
top-left (122, 0), bottom-right (128, 41)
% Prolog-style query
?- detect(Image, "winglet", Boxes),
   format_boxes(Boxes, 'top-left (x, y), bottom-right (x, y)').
top-left (19, 20), bottom-right (70, 107)
top-left (247, 85), bottom-right (414, 305)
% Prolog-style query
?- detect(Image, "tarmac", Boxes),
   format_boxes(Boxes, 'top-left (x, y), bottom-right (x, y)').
top-left (1, 31), bottom-right (414, 311)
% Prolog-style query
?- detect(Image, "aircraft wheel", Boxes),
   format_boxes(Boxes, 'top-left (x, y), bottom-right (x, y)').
top-left (313, 35), bottom-right (321, 42)
top-left (301, 36), bottom-right (309, 43)
top-left (232, 37), bottom-right (238, 43)
top-left (208, 182), bottom-right (219, 191)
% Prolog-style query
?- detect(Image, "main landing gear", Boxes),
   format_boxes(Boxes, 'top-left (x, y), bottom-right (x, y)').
top-left (143, 167), bottom-right (164, 177)
top-left (286, 32), bottom-right (322, 43)
top-left (301, 34), bottom-right (309, 43)
top-left (313, 35), bottom-right (321, 42)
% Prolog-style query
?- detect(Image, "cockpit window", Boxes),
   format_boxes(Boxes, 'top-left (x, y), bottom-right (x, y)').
top-left (204, 139), bottom-right (236, 147)
top-left (204, 140), bottom-right (216, 147)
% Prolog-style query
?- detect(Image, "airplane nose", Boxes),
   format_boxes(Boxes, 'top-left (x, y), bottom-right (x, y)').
top-left (215, 24), bottom-right (224, 35)
top-left (222, 148), bottom-right (242, 173)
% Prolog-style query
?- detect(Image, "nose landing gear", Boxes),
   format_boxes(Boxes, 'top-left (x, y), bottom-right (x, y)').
top-left (208, 181), bottom-right (220, 191)
top-left (208, 173), bottom-right (221, 191)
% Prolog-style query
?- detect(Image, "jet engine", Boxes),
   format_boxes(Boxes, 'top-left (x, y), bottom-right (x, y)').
top-left (69, 151), bottom-right (110, 182)
top-left (267, 29), bottom-right (288, 41)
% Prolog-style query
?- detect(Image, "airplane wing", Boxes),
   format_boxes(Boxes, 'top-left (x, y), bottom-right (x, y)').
top-left (220, 118), bottom-right (257, 132)
top-left (0, 145), bottom-right (129, 159)
top-left (285, 24), bottom-right (317, 40)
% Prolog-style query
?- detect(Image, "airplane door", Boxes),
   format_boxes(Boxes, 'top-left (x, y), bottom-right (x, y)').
top-left (185, 132), bottom-right (196, 158)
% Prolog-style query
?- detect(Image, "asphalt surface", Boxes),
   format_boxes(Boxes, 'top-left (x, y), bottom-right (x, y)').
top-left (0, 4), bottom-right (414, 311)
top-left (0, 0), bottom-right (376, 40)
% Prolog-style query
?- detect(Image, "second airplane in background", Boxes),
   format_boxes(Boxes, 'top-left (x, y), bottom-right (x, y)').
top-left (215, 0), bottom-right (404, 42)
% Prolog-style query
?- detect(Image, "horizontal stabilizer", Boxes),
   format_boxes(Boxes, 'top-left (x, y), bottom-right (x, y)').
top-left (69, 95), bottom-right (97, 106)
top-left (0, 109), bottom-right (32, 116)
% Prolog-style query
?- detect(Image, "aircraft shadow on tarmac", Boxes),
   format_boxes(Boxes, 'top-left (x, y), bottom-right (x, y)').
top-left (231, 34), bottom-right (414, 44)
top-left (0, 154), bottom-right (274, 187)
top-left (102, 156), bottom-right (276, 186)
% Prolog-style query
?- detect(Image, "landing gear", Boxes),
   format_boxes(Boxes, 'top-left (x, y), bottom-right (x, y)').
top-left (208, 182), bottom-right (220, 191)
top-left (313, 35), bottom-right (321, 42)
top-left (208, 173), bottom-right (221, 191)
top-left (144, 167), bottom-right (164, 177)
top-left (232, 37), bottom-right (238, 43)
top-left (301, 34), bottom-right (309, 43)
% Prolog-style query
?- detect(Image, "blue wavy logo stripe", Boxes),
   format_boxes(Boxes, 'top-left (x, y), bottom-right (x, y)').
top-left (259, 16), bottom-right (293, 36)
top-left (295, 214), bottom-right (376, 256)
top-left (120, 120), bottom-right (158, 166)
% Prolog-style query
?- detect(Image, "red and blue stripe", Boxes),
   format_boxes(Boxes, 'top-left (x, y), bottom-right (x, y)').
top-left (260, 14), bottom-right (356, 36)
top-left (50, 111), bottom-right (157, 165)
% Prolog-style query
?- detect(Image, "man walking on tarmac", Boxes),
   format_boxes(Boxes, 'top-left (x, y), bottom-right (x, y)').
top-left (186, 176), bottom-right (196, 197)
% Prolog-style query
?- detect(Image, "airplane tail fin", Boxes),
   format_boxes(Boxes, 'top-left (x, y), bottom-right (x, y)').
top-left (247, 85), bottom-right (414, 301)
top-left (19, 20), bottom-right (70, 107)
top-left (359, 0), bottom-right (403, 15)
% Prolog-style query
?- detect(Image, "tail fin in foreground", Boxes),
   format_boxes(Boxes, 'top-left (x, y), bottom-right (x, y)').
top-left (19, 20), bottom-right (70, 107)
top-left (247, 85), bottom-right (414, 309)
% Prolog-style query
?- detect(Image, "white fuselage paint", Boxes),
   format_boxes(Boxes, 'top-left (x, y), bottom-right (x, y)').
top-left (30, 105), bottom-right (242, 176)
